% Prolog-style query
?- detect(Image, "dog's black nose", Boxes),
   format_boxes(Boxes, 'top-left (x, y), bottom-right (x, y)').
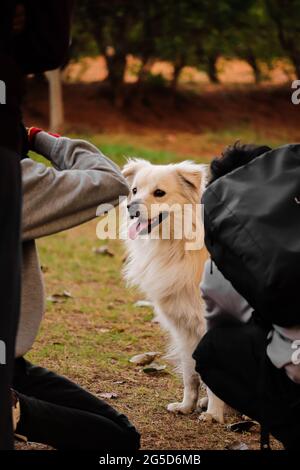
top-left (127, 201), bottom-right (141, 218)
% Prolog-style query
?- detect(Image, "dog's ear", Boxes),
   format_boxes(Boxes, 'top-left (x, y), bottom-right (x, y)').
top-left (175, 162), bottom-right (206, 196)
top-left (122, 158), bottom-right (150, 184)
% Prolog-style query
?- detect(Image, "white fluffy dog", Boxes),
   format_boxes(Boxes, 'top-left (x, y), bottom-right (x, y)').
top-left (122, 158), bottom-right (224, 421)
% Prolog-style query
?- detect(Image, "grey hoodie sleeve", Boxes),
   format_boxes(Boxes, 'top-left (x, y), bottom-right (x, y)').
top-left (22, 132), bottom-right (129, 241)
top-left (200, 260), bottom-right (253, 330)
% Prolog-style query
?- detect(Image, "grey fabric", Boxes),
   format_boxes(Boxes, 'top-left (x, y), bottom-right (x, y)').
top-left (16, 132), bottom-right (128, 357)
top-left (201, 259), bottom-right (300, 378)
top-left (267, 325), bottom-right (300, 369)
top-left (200, 260), bottom-right (253, 329)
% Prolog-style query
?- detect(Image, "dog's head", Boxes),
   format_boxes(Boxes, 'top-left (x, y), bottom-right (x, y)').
top-left (122, 158), bottom-right (206, 241)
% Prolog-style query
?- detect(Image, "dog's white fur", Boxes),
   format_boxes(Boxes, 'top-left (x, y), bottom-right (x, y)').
top-left (122, 159), bottom-right (224, 421)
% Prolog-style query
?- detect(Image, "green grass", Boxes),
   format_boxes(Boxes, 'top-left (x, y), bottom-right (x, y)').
top-left (30, 135), bottom-right (191, 167)
top-left (30, 125), bottom-right (292, 170)
top-left (71, 134), bottom-right (195, 165)
top-left (73, 129), bottom-right (291, 164)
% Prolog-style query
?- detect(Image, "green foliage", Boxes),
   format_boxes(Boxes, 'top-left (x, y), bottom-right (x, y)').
top-left (266, 0), bottom-right (300, 78)
top-left (71, 0), bottom-right (298, 86)
top-left (70, 2), bottom-right (99, 59)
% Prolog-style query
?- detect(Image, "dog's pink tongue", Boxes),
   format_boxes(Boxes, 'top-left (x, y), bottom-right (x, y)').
top-left (128, 220), bottom-right (148, 240)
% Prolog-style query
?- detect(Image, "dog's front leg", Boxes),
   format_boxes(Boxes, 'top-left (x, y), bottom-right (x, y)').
top-left (199, 388), bottom-right (225, 424)
top-left (167, 354), bottom-right (200, 415)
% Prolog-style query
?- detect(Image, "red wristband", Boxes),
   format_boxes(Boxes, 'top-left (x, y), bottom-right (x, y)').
top-left (48, 132), bottom-right (61, 138)
top-left (27, 127), bottom-right (42, 147)
top-left (27, 127), bottom-right (61, 148)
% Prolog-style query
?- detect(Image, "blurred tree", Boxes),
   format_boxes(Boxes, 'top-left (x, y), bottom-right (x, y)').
top-left (265, 0), bottom-right (300, 78)
top-left (154, 0), bottom-right (197, 91)
top-left (46, 70), bottom-right (64, 133)
top-left (129, 1), bottom-right (161, 84)
top-left (70, 0), bottom-right (293, 98)
top-left (222, 0), bottom-right (281, 83)
top-left (156, 0), bottom-right (256, 87)
top-left (71, 0), bottom-right (137, 105)
top-left (191, 0), bottom-right (240, 84)
top-left (70, 1), bottom-right (99, 60)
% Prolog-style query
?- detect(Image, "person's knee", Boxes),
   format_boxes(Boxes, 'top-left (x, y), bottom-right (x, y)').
top-left (123, 426), bottom-right (141, 450)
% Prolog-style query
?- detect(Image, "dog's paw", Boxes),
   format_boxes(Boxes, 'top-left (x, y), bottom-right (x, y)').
top-left (198, 411), bottom-right (224, 424)
top-left (198, 412), bottom-right (213, 423)
top-left (167, 402), bottom-right (194, 415)
top-left (197, 396), bottom-right (208, 410)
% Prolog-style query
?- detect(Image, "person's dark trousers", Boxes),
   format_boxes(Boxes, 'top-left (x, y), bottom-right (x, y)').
top-left (0, 148), bottom-right (21, 449)
top-left (193, 319), bottom-right (300, 450)
top-left (13, 358), bottom-right (140, 450)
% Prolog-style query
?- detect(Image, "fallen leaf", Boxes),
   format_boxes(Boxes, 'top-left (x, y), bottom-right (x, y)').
top-left (99, 392), bottom-right (118, 399)
top-left (93, 246), bottom-right (114, 257)
top-left (143, 363), bottom-right (167, 374)
top-left (226, 440), bottom-right (249, 450)
top-left (242, 415), bottom-right (252, 421)
top-left (134, 300), bottom-right (154, 308)
top-left (46, 291), bottom-right (73, 303)
top-left (114, 298), bottom-right (126, 305)
top-left (227, 420), bottom-right (257, 433)
top-left (63, 290), bottom-right (73, 298)
top-left (129, 352), bottom-right (161, 366)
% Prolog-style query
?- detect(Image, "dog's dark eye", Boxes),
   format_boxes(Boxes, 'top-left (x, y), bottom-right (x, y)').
top-left (153, 189), bottom-right (166, 198)
top-left (132, 187), bottom-right (137, 195)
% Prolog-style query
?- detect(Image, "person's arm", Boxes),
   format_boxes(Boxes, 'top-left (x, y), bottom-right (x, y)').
top-left (22, 132), bottom-right (129, 241)
top-left (200, 260), bottom-right (253, 330)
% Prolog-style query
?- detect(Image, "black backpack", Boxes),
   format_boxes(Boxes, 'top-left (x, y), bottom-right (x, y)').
top-left (202, 144), bottom-right (300, 328)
